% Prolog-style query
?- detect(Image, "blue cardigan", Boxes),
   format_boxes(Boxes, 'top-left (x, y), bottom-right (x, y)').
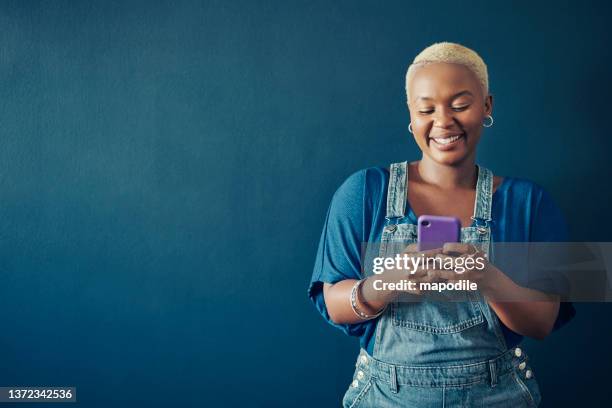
top-left (308, 166), bottom-right (576, 354)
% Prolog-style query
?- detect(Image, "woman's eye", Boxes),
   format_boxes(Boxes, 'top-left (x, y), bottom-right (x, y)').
top-left (419, 105), bottom-right (469, 114)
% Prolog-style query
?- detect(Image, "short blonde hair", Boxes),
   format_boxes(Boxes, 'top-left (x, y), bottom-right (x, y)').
top-left (405, 42), bottom-right (489, 104)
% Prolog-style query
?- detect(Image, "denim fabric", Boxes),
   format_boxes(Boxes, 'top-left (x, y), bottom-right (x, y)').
top-left (343, 349), bottom-right (541, 408)
top-left (308, 165), bottom-right (575, 354)
top-left (342, 162), bottom-right (542, 407)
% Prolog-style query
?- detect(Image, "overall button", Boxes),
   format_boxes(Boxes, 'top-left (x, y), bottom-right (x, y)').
top-left (518, 362), bottom-right (526, 370)
top-left (357, 371), bottom-right (364, 380)
top-left (514, 347), bottom-right (523, 357)
top-left (360, 355), bottom-right (368, 365)
top-left (477, 227), bottom-right (487, 235)
top-left (386, 225), bottom-right (397, 233)
top-left (352, 380), bottom-right (359, 388)
top-left (525, 370), bottom-right (533, 379)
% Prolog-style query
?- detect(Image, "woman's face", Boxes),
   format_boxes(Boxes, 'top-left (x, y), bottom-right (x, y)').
top-left (407, 62), bottom-right (492, 166)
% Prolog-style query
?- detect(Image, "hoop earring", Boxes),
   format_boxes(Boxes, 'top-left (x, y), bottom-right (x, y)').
top-left (483, 115), bottom-right (494, 128)
top-left (408, 123), bottom-right (413, 134)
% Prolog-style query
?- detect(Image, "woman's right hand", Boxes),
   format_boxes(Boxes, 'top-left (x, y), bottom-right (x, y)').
top-left (360, 244), bottom-right (445, 304)
top-left (322, 244), bottom-right (445, 325)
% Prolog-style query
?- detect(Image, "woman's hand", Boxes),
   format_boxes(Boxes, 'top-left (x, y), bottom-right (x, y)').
top-left (362, 243), bottom-right (447, 301)
top-left (425, 242), bottom-right (561, 340)
top-left (428, 243), bottom-right (494, 295)
top-left (323, 244), bottom-right (445, 325)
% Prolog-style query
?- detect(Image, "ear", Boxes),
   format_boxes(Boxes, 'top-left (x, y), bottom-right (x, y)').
top-left (484, 94), bottom-right (493, 116)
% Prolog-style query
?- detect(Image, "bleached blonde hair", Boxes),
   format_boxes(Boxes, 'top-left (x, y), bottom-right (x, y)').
top-left (405, 42), bottom-right (489, 104)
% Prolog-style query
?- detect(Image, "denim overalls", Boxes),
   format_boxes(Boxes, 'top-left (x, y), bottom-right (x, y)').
top-left (342, 162), bottom-right (542, 408)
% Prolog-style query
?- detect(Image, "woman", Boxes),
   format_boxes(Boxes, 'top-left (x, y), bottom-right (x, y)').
top-left (308, 42), bottom-right (575, 407)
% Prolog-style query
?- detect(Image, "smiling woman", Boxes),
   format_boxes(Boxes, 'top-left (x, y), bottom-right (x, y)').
top-left (308, 42), bottom-right (575, 407)
top-left (406, 44), bottom-right (492, 167)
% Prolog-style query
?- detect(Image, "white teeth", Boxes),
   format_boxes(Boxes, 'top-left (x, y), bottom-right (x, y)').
top-left (433, 134), bottom-right (462, 145)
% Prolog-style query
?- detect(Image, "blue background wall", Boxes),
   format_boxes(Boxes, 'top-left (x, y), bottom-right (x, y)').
top-left (0, 0), bottom-right (610, 406)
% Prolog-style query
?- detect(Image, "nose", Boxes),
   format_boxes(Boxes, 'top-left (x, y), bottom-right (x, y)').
top-left (432, 107), bottom-right (456, 129)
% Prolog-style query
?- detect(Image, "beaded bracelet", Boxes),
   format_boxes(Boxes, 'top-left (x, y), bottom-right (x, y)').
top-left (350, 278), bottom-right (387, 320)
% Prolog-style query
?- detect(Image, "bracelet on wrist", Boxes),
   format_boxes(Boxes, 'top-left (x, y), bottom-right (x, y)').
top-left (350, 278), bottom-right (387, 320)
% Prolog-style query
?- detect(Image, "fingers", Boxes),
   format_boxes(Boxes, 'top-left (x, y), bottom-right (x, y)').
top-left (402, 243), bottom-right (443, 257)
top-left (404, 242), bottom-right (480, 257)
top-left (442, 243), bottom-right (477, 256)
top-left (399, 269), bottom-right (444, 296)
top-left (403, 243), bottom-right (419, 253)
top-left (387, 243), bottom-right (486, 281)
top-left (401, 268), bottom-right (460, 296)
top-left (430, 269), bottom-right (462, 281)
top-left (409, 265), bottom-right (453, 281)
top-left (424, 269), bottom-right (450, 282)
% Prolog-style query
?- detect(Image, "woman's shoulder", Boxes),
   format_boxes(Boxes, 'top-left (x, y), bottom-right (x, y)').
top-left (330, 166), bottom-right (391, 216)
top-left (494, 175), bottom-right (565, 221)
top-left (336, 165), bottom-right (390, 195)
top-left (494, 175), bottom-right (550, 199)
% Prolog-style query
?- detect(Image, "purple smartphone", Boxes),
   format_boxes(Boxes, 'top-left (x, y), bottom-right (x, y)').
top-left (417, 215), bottom-right (460, 251)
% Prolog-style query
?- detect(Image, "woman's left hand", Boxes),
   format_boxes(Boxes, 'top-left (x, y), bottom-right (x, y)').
top-left (433, 243), bottom-right (561, 339)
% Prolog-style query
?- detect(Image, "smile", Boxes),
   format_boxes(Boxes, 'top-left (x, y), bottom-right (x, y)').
top-left (430, 133), bottom-right (465, 146)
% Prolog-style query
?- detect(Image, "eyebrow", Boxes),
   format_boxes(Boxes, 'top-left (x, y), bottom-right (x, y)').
top-left (416, 90), bottom-right (474, 102)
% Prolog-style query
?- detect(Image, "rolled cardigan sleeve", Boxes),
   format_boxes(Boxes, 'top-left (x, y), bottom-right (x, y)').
top-left (307, 170), bottom-right (373, 337)
top-left (530, 187), bottom-right (576, 331)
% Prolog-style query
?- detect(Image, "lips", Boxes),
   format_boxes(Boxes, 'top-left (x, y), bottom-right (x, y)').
top-left (429, 133), bottom-right (465, 149)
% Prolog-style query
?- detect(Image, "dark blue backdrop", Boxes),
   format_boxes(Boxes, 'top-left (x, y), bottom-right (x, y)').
top-left (0, 1), bottom-right (610, 407)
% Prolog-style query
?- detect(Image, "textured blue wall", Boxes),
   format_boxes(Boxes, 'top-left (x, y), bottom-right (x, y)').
top-left (0, 0), bottom-right (610, 406)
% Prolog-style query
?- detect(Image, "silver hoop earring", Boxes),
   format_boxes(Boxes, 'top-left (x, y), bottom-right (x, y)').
top-left (483, 115), bottom-right (494, 128)
top-left (408, 123), bottom-right (413, 134)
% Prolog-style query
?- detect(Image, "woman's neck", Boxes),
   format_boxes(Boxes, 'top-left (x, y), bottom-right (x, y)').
top-left (415, 156), bottom-right (478, 189)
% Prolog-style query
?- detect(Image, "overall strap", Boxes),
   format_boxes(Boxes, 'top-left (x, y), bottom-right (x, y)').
top-left (385, 161), bottom-right (408, 219)
top-left (472, 165), bottom-right (494, 223)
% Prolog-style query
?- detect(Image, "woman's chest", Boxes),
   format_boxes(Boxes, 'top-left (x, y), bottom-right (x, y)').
top-left (407, 185), bottom-right (476, 228)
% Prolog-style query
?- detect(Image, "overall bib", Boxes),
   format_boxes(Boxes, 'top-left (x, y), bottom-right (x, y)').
top-left (342, 162), bottom-right (542, 408)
